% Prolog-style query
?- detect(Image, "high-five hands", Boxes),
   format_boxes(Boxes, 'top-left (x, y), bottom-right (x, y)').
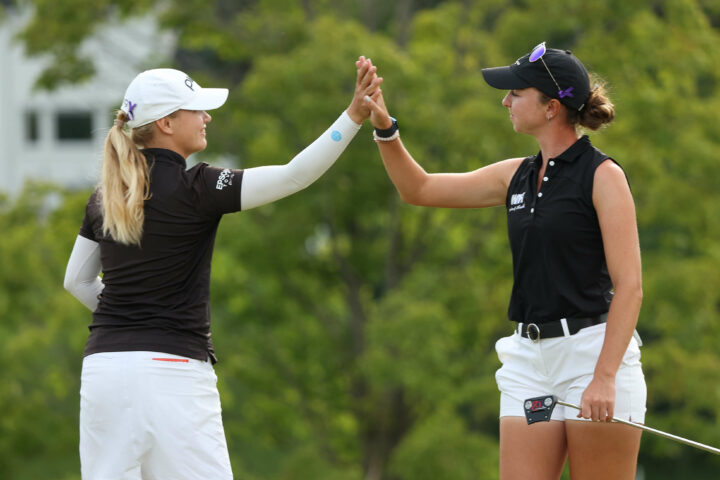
top-left (347, 56), bottom-right (384, 124)
top-left (357, 58), bottom-right (393, 130)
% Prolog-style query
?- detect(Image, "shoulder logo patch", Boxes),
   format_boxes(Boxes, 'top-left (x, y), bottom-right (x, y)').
top-left (216, 168), bottom-right (234, 190)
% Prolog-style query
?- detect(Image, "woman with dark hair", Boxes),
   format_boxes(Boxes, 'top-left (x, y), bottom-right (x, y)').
top-left (362, 44), bottom-right (646, 479)
top-left (63, 59), bottom-right (381, 479)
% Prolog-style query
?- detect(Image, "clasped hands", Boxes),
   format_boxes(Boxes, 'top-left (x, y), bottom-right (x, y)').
top-left (346, 56), bottom-right (393, 131)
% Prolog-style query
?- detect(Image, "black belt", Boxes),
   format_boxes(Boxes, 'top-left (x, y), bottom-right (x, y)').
top-left (517, 313), bottom-right (608, 341)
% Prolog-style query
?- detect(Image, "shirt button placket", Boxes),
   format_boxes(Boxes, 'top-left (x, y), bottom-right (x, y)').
top-left (533, 192), bottom-right (542, 213)
top-left (533, 160), bottom-right (553, 214)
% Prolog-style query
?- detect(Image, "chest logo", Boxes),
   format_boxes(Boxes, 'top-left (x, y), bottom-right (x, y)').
top-left (509, 192), bottom-right (526, 212)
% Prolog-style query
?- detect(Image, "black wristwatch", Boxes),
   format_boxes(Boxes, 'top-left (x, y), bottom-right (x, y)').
top-left (374, 117), bottom-right (399, 139)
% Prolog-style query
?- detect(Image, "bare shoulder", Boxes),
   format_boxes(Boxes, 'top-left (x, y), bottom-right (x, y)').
top-left (498, 156), bottom-right (527, 169)
top-left (501, 156), bottom-right (527, 169)
top-left (594, 159), bottom-right (629, 189)
top-left (469, 156), bottom-right (527, 189)
top-left (473, 156), bottom-right (526, 185)
top-left (595, 158), bottom-right (625, 178)
top-left (593, 158), bottom-right (633, 207)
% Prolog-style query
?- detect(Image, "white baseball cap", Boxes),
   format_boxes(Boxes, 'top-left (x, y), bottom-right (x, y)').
top-left (120, 68), bottom-right (229, 128)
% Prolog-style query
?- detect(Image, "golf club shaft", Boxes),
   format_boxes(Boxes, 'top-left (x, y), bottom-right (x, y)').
top-left (556, 401), bottom-right (720, 455)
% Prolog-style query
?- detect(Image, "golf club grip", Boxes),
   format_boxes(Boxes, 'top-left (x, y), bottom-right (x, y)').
top-left (556, 401), bottom-right (720, 455)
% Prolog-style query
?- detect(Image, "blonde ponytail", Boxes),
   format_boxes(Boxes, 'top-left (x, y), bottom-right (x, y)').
top-left (100, 111), bottom-right (154, 246)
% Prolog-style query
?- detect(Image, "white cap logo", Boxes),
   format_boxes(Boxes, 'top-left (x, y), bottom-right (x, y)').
top-left (120, 69), bottom-right (228, 129)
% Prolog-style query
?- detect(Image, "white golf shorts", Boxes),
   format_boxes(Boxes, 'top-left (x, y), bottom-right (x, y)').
top-left (495, 322), bottom-right (647, 423)
top-left (80, 351), bottom-right (233, 480)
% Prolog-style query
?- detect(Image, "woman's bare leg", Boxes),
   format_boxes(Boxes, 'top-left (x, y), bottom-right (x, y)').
top-left (566, 420), bottom-right (642, 480)
top-left (500, 417), bottom-right (568, 480)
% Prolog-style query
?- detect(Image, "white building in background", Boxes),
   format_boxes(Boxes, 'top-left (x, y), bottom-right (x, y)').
top-left (0, 7), bottom-right (175, 197)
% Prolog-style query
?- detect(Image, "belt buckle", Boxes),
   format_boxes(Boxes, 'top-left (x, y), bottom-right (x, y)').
top-left (526, 323), bottom-right (541, 342)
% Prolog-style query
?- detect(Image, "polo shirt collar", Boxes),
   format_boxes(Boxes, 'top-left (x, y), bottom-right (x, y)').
top-left (142, 148), bottom-right (187, 169)
top-left (533, 135), bottom-right (592, 166)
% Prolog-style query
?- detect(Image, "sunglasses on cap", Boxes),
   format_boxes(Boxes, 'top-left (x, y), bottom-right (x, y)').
top-left (529, 42), bottom-right (575, 100)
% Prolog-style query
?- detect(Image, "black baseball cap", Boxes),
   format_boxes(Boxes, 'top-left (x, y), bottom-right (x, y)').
top-left (482, 43), bottom-right (590, 111)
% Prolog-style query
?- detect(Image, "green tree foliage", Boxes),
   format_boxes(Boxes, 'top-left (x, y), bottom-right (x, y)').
top-left (2, 0), bottom-right (719, 479)
top-left (0, 185), bottom-right (90, 480)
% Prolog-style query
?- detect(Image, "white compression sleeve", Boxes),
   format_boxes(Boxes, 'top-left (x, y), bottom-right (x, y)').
top-left (240, 110), bottom-right (362, 210)
top-left (64, 235), bottom-right (104, 311)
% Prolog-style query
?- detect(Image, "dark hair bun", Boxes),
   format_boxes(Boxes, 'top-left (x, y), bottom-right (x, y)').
top-left (576, 77), bottom-right (614, 130)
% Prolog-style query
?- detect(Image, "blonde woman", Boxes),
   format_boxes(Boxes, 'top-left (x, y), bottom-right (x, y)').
top-left (64, 60), bottom-right (381, 480)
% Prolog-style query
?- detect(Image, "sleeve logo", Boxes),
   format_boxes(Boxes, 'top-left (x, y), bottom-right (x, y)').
top-left (216, 168), bottom-right (234, 190)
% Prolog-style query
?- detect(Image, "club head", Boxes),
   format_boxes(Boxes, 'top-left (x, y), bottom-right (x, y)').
top-left (524, 395), bottom-right (558, 424)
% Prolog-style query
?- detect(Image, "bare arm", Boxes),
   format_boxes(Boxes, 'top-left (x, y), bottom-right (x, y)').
top-left (364, 80), bottom-right (520, 208)
top-left (579, 159), bottom-right (643, 421)
top-left (374, 134), bottom-right (522, 208)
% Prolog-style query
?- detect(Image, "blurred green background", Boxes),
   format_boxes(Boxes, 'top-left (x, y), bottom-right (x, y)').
top-left (1, 0), bottom-right (719, 478)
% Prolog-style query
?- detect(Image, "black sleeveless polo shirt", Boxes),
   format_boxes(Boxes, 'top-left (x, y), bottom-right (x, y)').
top-left (79, 148), bottom-right (244, 363)
top-left (505, 135), bottom-right (622, 324)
